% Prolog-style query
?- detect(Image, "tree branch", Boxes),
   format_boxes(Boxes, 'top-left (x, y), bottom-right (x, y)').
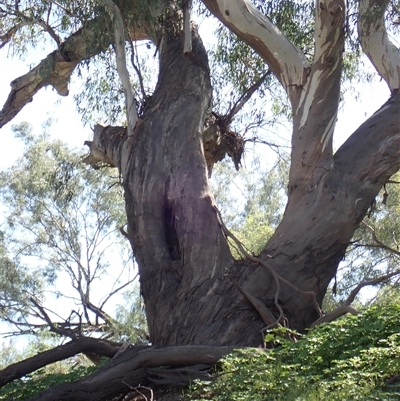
top-left (0, 20), bottom-right (38, 49)
top-left (35, 18), bottom-right (62, 46)
top-left (312, 268), bottom-right (400, 326)
top-left (345, 269), bottom-right (400, 306)
top-left (358, 0), bottom-right (400, 93)
top-left (99, 275), bottom-right (138, 311)
top-left (361, 221), bottom-right (400, 257)
top-left (0, 15), bottom-right (148, 128)
top-left (21, 346), bottom-right (235, 401)
top-left (0, 337), bottom-right (125, 387)
top-left (200, 0), bottom-right (310, 105)
top-left (289, 0), bottom-right (346, 185)
top-left (224, 70), bottom-right (271, 125)
top-left (311, 305), bottom-right (358, 327)
top-left (101, 0), bottom-right (139, 134)
top-left (84, 345), bottom-right (235, 385)
top-left (334, 92), bottom-right (400, 215)
top-left (183, 0), bottom-right (192, 53)
top-left (10, 8), bottom-right (62, 46)
top-left (82, 125), bottom-right (126, 170)
top-left (30, 298), bottom-right (77, 339)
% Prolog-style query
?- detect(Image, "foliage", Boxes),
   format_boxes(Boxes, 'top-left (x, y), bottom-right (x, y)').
top-left (0, 339), bottom-right (24, 370)
top-left (113, 285), bottom-right (148, 344)
top-left (0, 122), bottom-right (143, 339)
top-left (74, 41), bottom-right (158, 126)
top-left (188, 304), bottom-right (400, 401)
top-left (0, 0), bottom-right (399, 398)
top-left (211, 156), bottom-right (288, 256)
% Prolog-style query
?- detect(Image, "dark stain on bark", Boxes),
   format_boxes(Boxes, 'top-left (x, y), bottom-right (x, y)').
top-left (163, 203), bottom-right (181, 261)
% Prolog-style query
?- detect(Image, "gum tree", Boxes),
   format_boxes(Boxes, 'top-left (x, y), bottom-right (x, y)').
top-left (0, 0), bottom-right (399, 400)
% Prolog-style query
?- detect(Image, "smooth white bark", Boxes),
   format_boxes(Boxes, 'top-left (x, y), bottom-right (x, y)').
top-left (293, 0), bottom-right (345, 158)
top-left (359, 0), bottom-right (400, 92)
top-left (201, 0), bottom-right (310, 102)
top-left (102, 0), bottom-right (139, 133)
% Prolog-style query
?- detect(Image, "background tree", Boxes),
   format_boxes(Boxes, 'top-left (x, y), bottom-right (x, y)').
top-left (0, 122), bottom-right (144, 339)
top-left (210, 156), bottom-right (289, 256)
top-left (0, 123), bottom-right (147, 377)
top-left (332, 172), bottom-right (400, 306)
top-left (0, 0), bottom-right (399, 400)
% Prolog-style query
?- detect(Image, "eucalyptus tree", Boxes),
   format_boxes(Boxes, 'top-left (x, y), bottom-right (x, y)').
top-left (0, 0), bottom-right (399, 400)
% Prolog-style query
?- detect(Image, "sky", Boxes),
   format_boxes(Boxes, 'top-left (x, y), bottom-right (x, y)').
top-left (0, 11), bottom-right (397, 346)
top-left (0, 12), bottom-right (394, 166)
top-left (0, 55), bottom-right (89, 168)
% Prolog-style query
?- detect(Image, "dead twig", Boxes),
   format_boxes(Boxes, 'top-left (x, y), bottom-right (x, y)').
top-left (122, 382), bottom-right (154, 401)
top-left (224, 70), bottom-right (271, 126)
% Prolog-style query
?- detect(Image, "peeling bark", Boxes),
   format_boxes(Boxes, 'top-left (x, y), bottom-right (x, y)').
top-left (290, 0), bottom-right (346, 187)
top-left (2, 1), bottom-right (400, 400)
top-left (81, 4), bottom-right (400, 341)
top-left (102, 0), bottom-right (139, 133)
top-left (253, 92), bottom-right (400, 329)
top-left (84, 25), bottom-right (265, 347)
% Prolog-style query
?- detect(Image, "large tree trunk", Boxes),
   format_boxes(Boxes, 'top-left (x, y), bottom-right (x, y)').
top-left (87, 25), bottom-right (267, 347)
top-left (85, 21), bottom-right (400, 346)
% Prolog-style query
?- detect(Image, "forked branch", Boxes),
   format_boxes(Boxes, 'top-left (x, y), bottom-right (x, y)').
top-left (214, 206), bottom-right (322, 329)
top-left (0, 13), bottom-right (149, 129)
top-left (30, 298), bottom-right (77, 340)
